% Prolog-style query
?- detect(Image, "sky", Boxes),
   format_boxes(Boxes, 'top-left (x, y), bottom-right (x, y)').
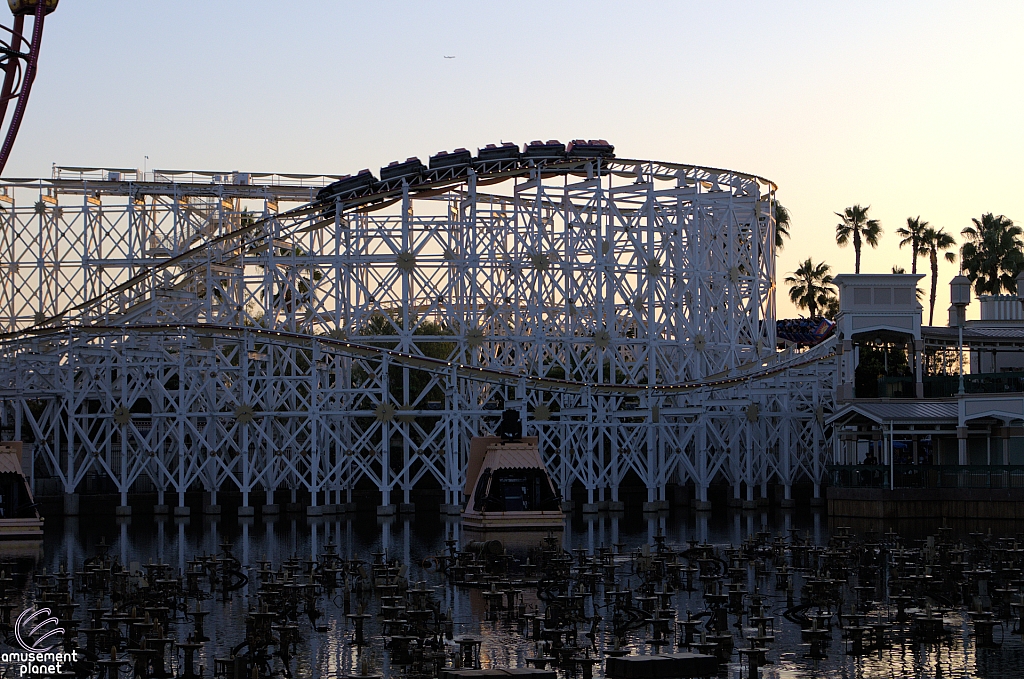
top-left (6, 0), bottom-right (1024, 320)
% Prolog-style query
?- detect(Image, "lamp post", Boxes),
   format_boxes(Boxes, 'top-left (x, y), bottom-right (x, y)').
top-left (949, 275), bottom-right (971, 395)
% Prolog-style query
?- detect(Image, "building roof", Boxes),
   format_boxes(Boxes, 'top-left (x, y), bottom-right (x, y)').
top-left (482, 441), bottom-right (546, 471)
top-left (923, 325), bottom-right (1024, 344)
top-left (827, 401), bottom-right (958, 426)
top-left (0, 451), bottom-right (23, 475)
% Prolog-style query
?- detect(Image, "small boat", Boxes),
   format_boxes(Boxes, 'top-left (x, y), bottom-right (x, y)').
top-left (0, 442), bottom-right (44, 540)
top-left (461, 414), bottom-right (564, 546)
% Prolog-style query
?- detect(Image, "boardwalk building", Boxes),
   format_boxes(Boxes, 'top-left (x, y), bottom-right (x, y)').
top-left (828, 272), bottom-right (1024, 519)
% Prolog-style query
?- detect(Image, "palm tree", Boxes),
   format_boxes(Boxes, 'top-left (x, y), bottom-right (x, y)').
top-left (785, 258), bottom-right (835, 318)
top-left (960, 213), bottom-right (1024, 295)
top-left (835, 204), bottom-right (882, 274)
top-left (774, 203), bottom-right (791, 250)
top-left (896, 216), bottom-right (928, 274)
top-left (920, 226), bottom-right (957, 325)
top-left (822, 294), bottom-right (840, 320)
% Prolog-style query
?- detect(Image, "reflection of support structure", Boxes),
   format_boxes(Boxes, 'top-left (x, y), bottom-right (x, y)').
top-left (0, 156), bottom-right (834, 514)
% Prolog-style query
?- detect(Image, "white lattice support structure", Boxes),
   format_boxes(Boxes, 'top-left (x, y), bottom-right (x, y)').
top-left (0, 158), bottom-right (835, 513)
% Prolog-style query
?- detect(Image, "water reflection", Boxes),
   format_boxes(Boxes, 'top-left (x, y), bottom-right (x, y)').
top-left (22, 509), bottom-right (1024, 678)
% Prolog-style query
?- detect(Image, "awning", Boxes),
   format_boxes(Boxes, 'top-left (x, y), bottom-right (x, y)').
top-left (827, 401), bottom-right (958, 426)
top-left (923, 325), bottom-right (1024, 346)
top-left (481, 442), bottom-right (546, 471)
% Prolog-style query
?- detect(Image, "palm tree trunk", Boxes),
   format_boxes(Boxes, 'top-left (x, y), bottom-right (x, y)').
top-left (911, 243), bottom-right (917, 274)
top-left (929, 250), bottom-right (938, 325)
top-left (854, 229), bottom-right (862, 274)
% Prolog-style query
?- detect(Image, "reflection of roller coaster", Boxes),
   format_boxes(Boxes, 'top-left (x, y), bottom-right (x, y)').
top-left (0, 142), bottom-right (835, 515)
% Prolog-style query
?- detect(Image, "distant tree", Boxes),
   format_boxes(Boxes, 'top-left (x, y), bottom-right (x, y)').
top-left (823, 294), bottom-right (840, 320)
top-left (896, 216), bottom-right (928, 275)
top-left (960, 213), bottom-right (1024, 296)
top-left (920, 227), bottom-right (957, 325)
top-left (835, 204), bottom-right (882, 274)
top-left (774, 203), bottom-right (791, 250)
top-left (785, 258), bottom-right (835, 318)
top-left (354, 311), bottom-right (456, 406)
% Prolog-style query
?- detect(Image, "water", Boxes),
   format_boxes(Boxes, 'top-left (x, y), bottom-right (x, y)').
top-left (16, 509), bottom-right (1024, 678)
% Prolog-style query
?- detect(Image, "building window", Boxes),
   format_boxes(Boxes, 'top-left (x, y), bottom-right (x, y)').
top-left (1008, 437), bottom-right (1024, 465)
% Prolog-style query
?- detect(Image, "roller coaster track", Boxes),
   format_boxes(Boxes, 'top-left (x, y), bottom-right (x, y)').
top-left (8, 156), bottom-right (774, 337)
top-left (0, 152), bottom-right (827, 396)
top-left (13, 321), bottom-right (835, 397)
top-left (0, 151), bottom-right (834, 510)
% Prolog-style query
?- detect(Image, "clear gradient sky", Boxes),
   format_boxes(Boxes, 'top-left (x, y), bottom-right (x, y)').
top-left (7, 1), bottom-right (1024, 320)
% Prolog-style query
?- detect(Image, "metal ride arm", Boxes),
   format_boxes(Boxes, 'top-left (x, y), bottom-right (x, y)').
top-left (0, 13), bottom-right (24, 121)
top-left (0, 0), bottom-right (57, 175)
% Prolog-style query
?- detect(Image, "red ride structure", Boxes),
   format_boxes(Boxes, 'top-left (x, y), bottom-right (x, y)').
top-left (0, 0), bottom-right (57, 175)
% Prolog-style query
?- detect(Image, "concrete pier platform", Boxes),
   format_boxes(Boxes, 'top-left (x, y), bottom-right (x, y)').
top-left (829, 487), bottom-right (1024, 519)
top-left (605, 652), bottom-right (717, 679)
